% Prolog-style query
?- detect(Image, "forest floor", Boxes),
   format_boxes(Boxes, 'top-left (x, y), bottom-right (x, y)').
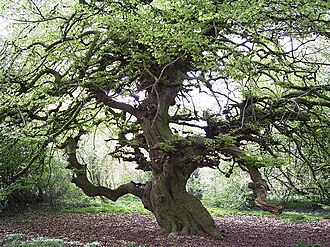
top-left (0, 211), bottom-right (330, 247)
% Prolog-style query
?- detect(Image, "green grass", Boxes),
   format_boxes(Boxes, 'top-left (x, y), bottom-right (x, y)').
top-left (206, 206), bottom-right (330, 223)
top-left (2, 234), bottom-right (144, 247)
top-left (63, 203), bottom-right (150, 215)
top-left (62, 195), bottom-right (151, 215)
top-left (293, 244), bottom-right (323, 247)
top-left (2, 235), bottom-right (66, 247)
top-left (62, 195), bottom-right (330, 223)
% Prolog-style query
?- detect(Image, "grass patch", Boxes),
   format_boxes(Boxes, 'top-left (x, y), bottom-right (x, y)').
top-left (62, 195), bottom-right (151, 215)
top-left (3, 234), bottom-right (27, 243)
top-left (206, 206), bottom-right (330, 223)
top-left (63, 195), bottom-right (329, 224)
top-left (2, 235), bottom-right (66, 247)
top-left (1, 234), bottom-right (146, 247)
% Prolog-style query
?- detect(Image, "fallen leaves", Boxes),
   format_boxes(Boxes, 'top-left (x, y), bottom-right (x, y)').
top-left (0, 211), bottom-right (329, 247)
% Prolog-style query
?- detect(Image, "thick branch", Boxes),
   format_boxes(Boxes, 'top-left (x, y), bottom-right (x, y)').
top-left (62, 133), bottom-right (147, 203)
top-left (73, 174), bottom-right (144, 201)
top-left (93, 89), bottom-right (139, 117)
top-left (28, 68), bottom-right (62, 89)
top-left (191, 136), bottom-right (284, 214)
top-left (245, 164), bottom-right (284, 215)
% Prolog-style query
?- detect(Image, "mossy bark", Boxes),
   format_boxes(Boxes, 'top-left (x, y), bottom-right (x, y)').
top-left (149, 166), bottom-right (218, 236)
top-left (138, 81), bottom-right (219, 236)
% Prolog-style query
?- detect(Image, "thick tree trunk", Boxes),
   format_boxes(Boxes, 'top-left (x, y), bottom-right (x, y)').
top-left (149, 166), bottom-right (218, 236)
top-left (139, 101), bottom-right (219, 236)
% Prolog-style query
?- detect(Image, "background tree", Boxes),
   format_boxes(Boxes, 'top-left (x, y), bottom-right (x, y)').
top-left (0, 133), bottom-right (42, 207)
top-left (1, 0), bottom-right (330, 236)
top-left (0, 130), bottom-right (72, 209)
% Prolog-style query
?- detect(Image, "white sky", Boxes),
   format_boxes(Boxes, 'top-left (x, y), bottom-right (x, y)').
top-left (0, 17), bottom-right (10, 37)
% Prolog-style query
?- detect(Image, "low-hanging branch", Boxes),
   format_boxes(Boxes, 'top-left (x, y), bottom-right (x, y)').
top-left (61, 132), bottom-right (148, 203)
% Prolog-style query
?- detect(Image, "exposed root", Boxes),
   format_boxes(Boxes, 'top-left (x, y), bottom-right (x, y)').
top-left (156, 227), bottom-right (171, 236)
top-left (156, 219), bottom-right (222, 239)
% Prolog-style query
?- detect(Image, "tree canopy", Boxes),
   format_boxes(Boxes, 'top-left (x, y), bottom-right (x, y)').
top-left (1, 0), bottom-right (330, 236)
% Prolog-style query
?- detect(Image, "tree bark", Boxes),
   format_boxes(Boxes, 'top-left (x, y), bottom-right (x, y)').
top-left (137, 78), bottom-right (220, 235)
top-left (246, 165), bottom-right (284, 214)
top-left (150, 164), bottom-right (218, 236)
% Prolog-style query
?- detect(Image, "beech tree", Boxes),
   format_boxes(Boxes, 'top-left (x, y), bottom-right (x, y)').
top-left (1, 0), bottom-right (330, 236)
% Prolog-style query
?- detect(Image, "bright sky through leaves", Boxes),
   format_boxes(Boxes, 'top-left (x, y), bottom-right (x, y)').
top-left (0, 18), bottom-right (9, 37)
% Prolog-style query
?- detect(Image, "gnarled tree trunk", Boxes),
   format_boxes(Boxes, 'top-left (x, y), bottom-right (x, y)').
top-left (139, 118), bottom-right (219, 235)
top-left (150, 164), bottom-right (218, 236)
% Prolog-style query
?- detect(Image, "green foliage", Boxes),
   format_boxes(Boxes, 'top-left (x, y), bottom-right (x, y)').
top-left (154, 135), bottom-right (186, 153)
top-left (63, 195), bottom-right (150, 215)
top-left (2, 234), bottom-right (102, 247)
top-left (242, 150), bottom-right (286, 168)
top-left (215, 134), bottom-right (235, 149)
top-left (204, 138), bottom-right (217, 151)
top-left (0, 134), bottom-right (45, 208)
top-left (293, 244), bottom-right (323, 247)
top-left (269, 197), bottom-right (323, 211)
top-left (264, 159), bottom-right (330, 204)
top-left (202, 168), bottom-right (252, 209)
top-left (0, 130), bottom-right (89, 210)
top-left (58, 182), bottom-right (95, 208)
top-left (187, 170), bottom-right (204, 199)
top-left (203, 189), bottom-right (251, 210)
top-left (154, 141), bottom-right (177, 153)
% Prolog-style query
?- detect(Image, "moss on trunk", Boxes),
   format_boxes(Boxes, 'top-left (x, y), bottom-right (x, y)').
top-left (150, 168), bottom-right (219, 236)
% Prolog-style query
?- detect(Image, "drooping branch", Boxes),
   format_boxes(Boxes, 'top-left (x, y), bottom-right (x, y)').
top-left (190, 136), bottom-right (284, 214)
top-left (220, 145), bottom-right (284, 214)
top-left (61, 132), bottom-right (151, 204)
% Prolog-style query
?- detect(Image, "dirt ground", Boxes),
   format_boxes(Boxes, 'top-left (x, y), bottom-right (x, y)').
top-left (0, 212), bottom-right (329, 246)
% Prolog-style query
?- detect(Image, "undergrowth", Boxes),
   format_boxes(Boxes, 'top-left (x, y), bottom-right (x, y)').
top-left (207, 207), bottom-right (330, 223)
top-left (61, 195), bottom-right (330, 223)
top-left (62, 195), bottom-right (150, 215)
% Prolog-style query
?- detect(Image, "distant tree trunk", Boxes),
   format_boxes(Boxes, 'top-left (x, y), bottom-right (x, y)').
top-left (246, 165), bottom-right (284, 214)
